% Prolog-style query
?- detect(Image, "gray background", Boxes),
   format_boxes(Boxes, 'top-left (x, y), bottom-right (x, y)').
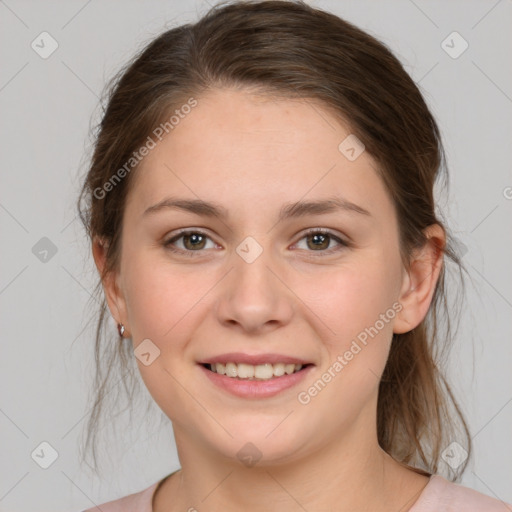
top-left (1, 0), bottom-right (511, 510)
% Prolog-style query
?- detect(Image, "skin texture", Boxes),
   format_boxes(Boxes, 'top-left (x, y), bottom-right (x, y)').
top-left (93, 88), bottom-right (444, 511)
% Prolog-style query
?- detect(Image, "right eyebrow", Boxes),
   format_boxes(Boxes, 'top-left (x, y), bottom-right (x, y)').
top-left (143, 197), bottom-right (230, 219)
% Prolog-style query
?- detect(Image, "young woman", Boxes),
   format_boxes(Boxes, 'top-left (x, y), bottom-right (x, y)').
top-left (77, 1), bottom-right (510, 510)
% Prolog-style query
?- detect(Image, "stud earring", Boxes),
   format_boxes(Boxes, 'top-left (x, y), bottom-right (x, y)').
top-left (117, 323), bottom-right (125, 337)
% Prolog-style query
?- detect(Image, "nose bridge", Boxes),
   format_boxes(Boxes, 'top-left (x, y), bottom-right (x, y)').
top-left (232, 234), bottom-right (277, 299)
top-left (215, 234), bottom-right (294, 332)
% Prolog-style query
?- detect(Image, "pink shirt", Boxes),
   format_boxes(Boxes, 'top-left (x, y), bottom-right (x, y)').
top-left (82, 474), bottom-right (512, 511)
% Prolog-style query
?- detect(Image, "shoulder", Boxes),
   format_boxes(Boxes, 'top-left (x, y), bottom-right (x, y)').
top-left (411, 475), bottom-right (512, 512)
top-left (80, 481), bottom-right (159, 512)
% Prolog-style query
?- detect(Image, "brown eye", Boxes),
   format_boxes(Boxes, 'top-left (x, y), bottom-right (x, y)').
top-left (294, 229), bottom-right (348, 256)
top-left (306, 232), bottom-right (331, 250)
top-left (182, 232), bottom-right (207, 250)
top-left (164, 230), bottom-right (216, 255)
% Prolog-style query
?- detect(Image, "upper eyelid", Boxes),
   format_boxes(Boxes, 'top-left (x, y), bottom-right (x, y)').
top-left (165, 228), bottom-right (217, 244)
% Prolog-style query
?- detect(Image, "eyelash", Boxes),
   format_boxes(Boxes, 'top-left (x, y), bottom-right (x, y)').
top-left (163, 228), bottom-right (350, 258)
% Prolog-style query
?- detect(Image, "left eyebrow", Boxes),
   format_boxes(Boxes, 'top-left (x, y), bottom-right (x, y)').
top-left (278, 196), bottom-right (372, 221)
top-left (142, 195), bottom-right (372, 220)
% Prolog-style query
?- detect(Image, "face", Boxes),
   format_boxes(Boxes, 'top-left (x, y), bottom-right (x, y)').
top-left (98, 88), bottom-right (434, 466)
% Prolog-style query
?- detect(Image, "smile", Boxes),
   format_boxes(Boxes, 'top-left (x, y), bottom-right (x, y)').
top-left (199, 361), bottom-right (314, 399)
top-left (203, 362), bottom-right (307, 380)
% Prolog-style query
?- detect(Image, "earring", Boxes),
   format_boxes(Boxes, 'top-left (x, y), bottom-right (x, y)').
top-left (117, 323), bottom-right (125, 337)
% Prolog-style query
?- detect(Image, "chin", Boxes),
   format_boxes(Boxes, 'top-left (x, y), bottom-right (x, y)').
top-left (206, 421), bottom-right (312, 467)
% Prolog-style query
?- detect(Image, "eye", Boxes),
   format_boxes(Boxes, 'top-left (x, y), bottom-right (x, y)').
top-left (163, 227), bottom-right (349, 258)
top-left (164, 229), bottom-right (217, 256)
top-left (292, 228), bottom-right (349, 256)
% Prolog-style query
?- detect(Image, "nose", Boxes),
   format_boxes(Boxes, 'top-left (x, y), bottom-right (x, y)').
top-left (215, 240), bottom-right (295, 335)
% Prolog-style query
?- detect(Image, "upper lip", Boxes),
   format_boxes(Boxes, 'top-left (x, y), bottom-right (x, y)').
top-left (198, 353), bottom-right (313, 366)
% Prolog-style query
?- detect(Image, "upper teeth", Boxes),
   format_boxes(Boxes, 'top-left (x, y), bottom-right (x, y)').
top-left (209, 362), bottom-right (303, 380)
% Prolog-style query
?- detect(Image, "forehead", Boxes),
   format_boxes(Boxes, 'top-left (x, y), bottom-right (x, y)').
top-left (125, 88), bottom-right (393, 222)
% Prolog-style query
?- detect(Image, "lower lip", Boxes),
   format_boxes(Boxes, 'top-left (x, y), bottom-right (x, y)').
top-left (199, 364), bottom-right (314, 399)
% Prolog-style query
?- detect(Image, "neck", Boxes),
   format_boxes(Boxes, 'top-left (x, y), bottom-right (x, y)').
top-left (154, 402), bottom-right (429, 512)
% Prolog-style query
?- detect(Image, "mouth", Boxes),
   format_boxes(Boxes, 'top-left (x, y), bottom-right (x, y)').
top-left (201, 362), bottom-right (312, 381)
top-left (197, 353), bottom-right (315, 398)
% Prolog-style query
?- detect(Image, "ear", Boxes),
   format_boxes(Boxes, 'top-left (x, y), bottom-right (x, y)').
top-left (92, 236), bottom-right (130, 337)
top-left (393, 224), bottom-right (445, 334)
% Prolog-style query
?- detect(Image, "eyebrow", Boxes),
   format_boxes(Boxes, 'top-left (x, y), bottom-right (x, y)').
top-left (143, 195), bottom-right (371, 221)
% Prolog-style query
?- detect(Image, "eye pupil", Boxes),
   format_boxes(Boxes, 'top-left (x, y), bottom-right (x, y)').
top-left (184, 233), bottom-right (206, 250)
top-left (308, 233), bottom-right (329, 250)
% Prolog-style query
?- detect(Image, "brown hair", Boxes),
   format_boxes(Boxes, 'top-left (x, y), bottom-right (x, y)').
top-left (77, 0), bottom-right (471, 480)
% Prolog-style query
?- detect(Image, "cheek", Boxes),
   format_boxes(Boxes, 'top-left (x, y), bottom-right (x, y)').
top-left (300, 261), bottom-right (402, 408)
top-left (124, 246), bottom-right (401, 352)
top-left (122, 246), bottom-right (203, 338)
top-left (296, 260), bottom-right (399, 343)
top-left (122, 259), bottom-right (206, 417)
top-left (291, 265), bottom-right (401, 431)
